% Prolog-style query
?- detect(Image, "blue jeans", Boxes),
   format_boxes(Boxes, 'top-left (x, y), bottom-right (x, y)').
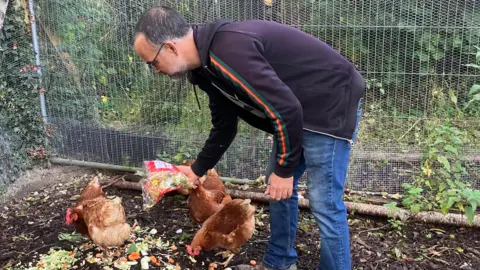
top-left (262, 107), bottom-right (362, 270)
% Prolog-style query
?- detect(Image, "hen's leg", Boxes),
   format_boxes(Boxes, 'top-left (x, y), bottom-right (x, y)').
top-left (214, 251), bottom-right (235, 267)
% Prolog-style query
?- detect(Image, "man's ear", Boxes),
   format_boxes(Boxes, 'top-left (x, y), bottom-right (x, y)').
top-left (164, 41), bottom-right (178, 55)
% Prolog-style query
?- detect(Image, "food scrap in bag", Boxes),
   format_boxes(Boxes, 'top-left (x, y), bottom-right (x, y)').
top-left (141, 160), bottom-right (195, 209)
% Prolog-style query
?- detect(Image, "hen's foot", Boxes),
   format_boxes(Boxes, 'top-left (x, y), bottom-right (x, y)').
top-left (214, 251), bottom-right (235, 267)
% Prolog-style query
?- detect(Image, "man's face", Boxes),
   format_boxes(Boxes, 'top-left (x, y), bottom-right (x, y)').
top-left (134, 34), bottom-right (189, 80)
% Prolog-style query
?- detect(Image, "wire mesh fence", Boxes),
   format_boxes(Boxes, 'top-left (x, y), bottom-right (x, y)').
top-left (32, 0), bottom-right (480, 193)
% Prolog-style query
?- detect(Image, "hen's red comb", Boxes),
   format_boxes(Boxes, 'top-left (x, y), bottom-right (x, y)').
top-left (65, 208), bottom-right (72, 224)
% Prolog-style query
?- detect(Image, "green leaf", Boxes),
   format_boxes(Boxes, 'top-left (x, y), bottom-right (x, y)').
top-left (441, 197), bottom-right (457, 215)
top-left (411, 204), bottom-right (421, 213)
top-left (409, 187), bottom-right (423, 194)
top-left (471, 93), bottom-right (480, 102)
top-left (464, 206), bottom-right (475, 225)
top-left (439, 183), bottom-right (447, 192)
top-left (99, 75), bottom-right (107, 86)
top-left (432, 51), bottom-right (444, 60)
top-left (464, 93), bottom-right (480, 109)
top-left (106, 68), bottom-right (117, 74)
top-left (449, 90), bottom-right (457, 105)
top-left (469, 84), bottom-right (480, 95)
top-left (444, 145), bottom-right (459, 156)
top-left (127, 243), bottom-right (139, 254)
top-left (450, 136), bottom-right (462, 145)
top-left (433, 138), bottom-right (446, 145)
top-left (417, 52), bottom-right (430, 62)
top-left (437, 156), bottom-right (451, 172)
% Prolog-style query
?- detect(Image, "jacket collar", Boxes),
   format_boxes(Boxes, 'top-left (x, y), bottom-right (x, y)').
top-left (192, 19), bottom-right (232, 69)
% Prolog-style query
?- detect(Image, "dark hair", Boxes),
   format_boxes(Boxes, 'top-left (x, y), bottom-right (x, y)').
top-left (133, 6), bottom-right (191, 45)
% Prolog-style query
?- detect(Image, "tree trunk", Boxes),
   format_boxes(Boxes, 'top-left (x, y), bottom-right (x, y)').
top-left (111, 180), bottom-right (480, 228)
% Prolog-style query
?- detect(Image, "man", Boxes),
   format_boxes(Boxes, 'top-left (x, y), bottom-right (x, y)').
top-left (133, 6), bottom-right (364, 270)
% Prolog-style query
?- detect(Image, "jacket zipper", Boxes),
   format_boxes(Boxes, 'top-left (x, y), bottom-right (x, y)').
top-left (303, 128), bottom-right (354, 146)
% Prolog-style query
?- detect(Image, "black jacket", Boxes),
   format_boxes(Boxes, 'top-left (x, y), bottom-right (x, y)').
top-left (187, 19), bottom-right (365, 179)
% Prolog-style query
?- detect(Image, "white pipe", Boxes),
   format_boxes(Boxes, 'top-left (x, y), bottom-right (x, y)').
top-left (28, 0), bottom-right (48, 124)
top-left (49, 157), bottom-right (256, 185)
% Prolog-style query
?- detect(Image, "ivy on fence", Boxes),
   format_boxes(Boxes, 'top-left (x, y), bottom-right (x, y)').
top-left (0, 0), bottom-right (46, 178)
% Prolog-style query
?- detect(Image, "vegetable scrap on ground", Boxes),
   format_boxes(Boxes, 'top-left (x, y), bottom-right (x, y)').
top-left (0, 172), bottom-right (479, 270)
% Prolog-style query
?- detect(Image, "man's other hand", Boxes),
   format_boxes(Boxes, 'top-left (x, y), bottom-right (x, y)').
top-left (265, 172), bottom-right (293, 201)
top-left (177, 165), bottom-right (201, 187)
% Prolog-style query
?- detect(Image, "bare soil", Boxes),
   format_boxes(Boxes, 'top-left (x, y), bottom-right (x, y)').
top-left (0, 166), bottom-right (479, 270)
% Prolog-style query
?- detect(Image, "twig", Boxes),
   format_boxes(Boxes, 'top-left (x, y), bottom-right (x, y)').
top-left (353, 238), bottom-right (373, 250)
top-left (26, 244), bottom-right (59, 255)
top-left (102, 175), bottom-right (125, 189)
top-left (465, 247), bottom-right (480, 257)
top-left (397, 118), bottom-right (423, 142)
top-left (355, 224), bottom-right (389, 235)
top-left (0, 251), bottom-right (17, 262)
top-left (428, 257), bottom-right (451, 266)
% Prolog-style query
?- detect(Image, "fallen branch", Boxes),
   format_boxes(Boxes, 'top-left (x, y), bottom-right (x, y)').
top-left (226, 189), bottom-right (480, 228)
top-left (111, 181), bottom-right (480, 228)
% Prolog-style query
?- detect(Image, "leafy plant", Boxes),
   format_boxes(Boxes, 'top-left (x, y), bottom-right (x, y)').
top-left (401, 120), bottom-right (479, 224)
top-left (400, 44), bottom-right (480, 225)
top-left (157, 145), bottom-right (196, 165)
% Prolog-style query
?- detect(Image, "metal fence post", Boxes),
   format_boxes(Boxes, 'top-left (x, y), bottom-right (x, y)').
top-left (28, 0), bottom-right (48, 124)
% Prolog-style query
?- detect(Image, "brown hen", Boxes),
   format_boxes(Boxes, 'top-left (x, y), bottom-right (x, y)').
top-left (187, 168), bottom-right (232, 223)
top-left (66, 176), bottom-right (131, 248)
top-left (65, 176), bottom-right (105, 237)
top-left (186, 198), bottom-right (256, 267)
top-left (80, 196), bottom-right (131, 248)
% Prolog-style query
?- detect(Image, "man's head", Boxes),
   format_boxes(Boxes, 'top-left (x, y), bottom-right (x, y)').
top-left (133, 6), bottom-right (199, 80)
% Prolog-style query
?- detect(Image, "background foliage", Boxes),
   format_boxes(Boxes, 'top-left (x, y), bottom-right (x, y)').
top-left (0, 0), bottom-right (46, 187)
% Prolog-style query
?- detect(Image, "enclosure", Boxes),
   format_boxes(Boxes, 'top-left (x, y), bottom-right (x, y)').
top-left (1, 0), bottom-right (480, 269)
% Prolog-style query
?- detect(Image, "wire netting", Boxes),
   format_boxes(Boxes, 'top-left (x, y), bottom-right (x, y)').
top-left (32, 0), bottom-right (480, 193)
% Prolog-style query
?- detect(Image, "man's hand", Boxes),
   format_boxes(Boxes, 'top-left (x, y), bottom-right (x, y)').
top-left (177, 165), bottom-right (201, 188)
top-left (265, 172), bottom-right (294, 201)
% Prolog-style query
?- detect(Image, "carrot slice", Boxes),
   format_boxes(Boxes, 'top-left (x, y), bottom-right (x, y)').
top-left (128, 252), bottom-right (141, 261)
top-left (150, 256), bottom-right (158, 264)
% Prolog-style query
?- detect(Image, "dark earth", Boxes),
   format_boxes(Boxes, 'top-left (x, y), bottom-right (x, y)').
top-left (0, 169), bottom-right (479, 270)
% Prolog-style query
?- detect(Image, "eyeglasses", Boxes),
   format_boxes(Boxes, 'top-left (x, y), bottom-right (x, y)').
top-left (146, 43), bottom-right (165, 70)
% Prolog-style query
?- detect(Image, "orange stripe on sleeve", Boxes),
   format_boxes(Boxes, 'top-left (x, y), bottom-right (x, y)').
top-left (209, 55), bottom-right (288, 165)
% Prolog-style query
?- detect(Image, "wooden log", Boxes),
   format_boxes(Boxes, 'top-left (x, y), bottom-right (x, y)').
top-left (111, 181), bottom-right (480, 228)
top-left (112, 179), bottom-right (142, 191)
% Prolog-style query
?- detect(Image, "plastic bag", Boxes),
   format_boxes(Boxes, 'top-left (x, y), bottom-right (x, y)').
top-left (141, 160), bottom-right (194, 209)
